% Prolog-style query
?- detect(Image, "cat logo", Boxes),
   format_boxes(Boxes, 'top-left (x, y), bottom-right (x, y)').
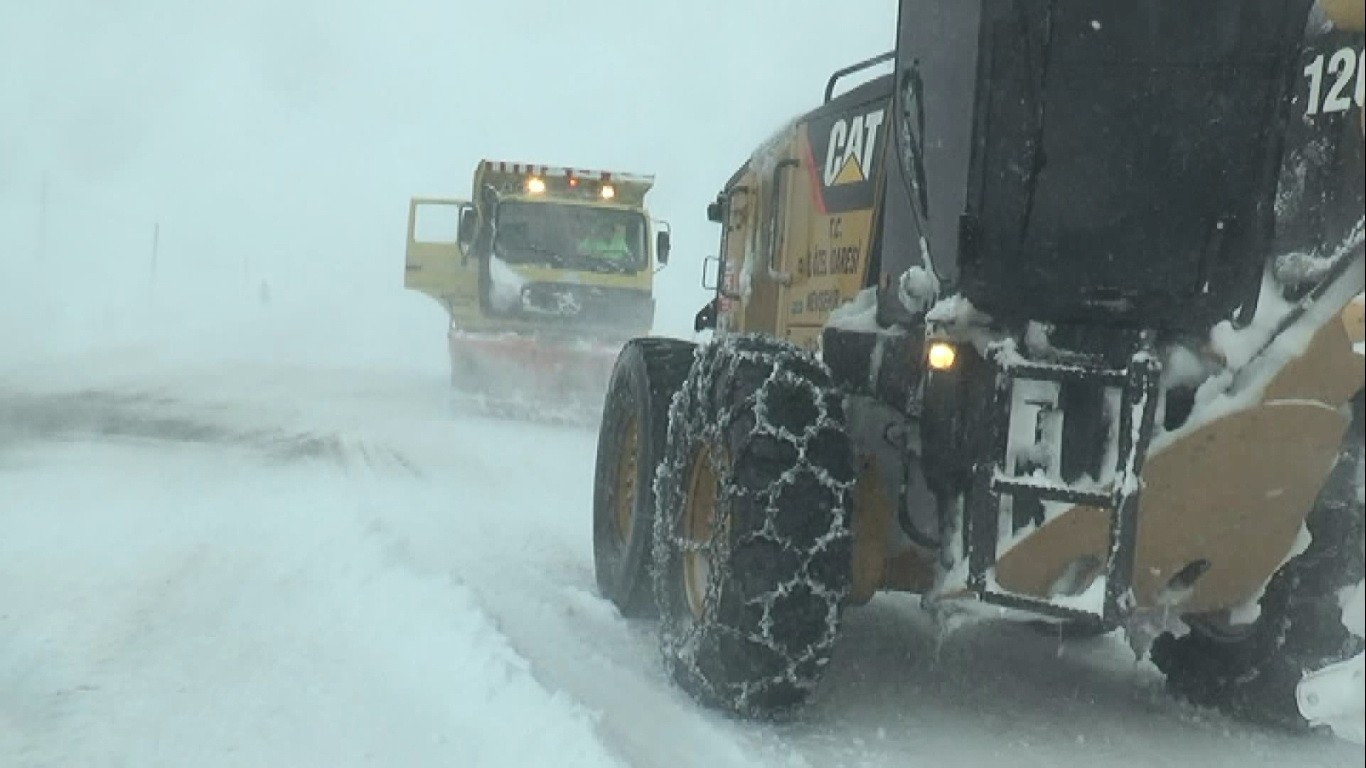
top-left (823, 108), bottom-right (885, 187)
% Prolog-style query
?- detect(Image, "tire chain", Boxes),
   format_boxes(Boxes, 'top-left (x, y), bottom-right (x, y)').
top-left (652, 334), bottom-right (856, 717)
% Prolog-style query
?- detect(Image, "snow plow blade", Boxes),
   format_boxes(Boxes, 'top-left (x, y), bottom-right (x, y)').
top-left (447, 330), bottom-right (622, 424)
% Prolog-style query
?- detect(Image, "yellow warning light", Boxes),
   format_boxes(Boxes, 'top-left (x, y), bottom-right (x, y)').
top-left (927, 341), bottom-right (957, 371)
top-left (526, 176), bottom-right (547, 194)
top-left (600, 184), bottom-right (616, 200)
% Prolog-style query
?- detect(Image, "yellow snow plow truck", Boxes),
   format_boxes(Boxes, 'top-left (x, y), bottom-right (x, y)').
top-left (404, 160), bottom-right (669, 420)
top-left (591, 0), bottom-right (1365, 740)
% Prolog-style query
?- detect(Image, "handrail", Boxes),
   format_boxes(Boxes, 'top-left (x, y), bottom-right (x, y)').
top-left (824, 50), bottom-right (895, 103)
top-left (767, 159), bottom-right (799, 284)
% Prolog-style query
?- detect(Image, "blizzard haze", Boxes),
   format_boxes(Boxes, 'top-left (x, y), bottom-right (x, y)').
top-left (1, 0), bottom-right (898, 359)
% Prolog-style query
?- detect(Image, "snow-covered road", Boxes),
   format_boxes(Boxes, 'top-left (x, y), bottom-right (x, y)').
top-left (2, 351), bottom-right (1361, 768)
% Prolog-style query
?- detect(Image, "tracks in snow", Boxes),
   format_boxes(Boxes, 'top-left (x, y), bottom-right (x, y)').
top-left (0, 387), bottom-right (421, 477)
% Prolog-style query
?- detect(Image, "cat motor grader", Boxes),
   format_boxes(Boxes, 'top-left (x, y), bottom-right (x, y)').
top-left (591, 0), bottom-right (1365, 737)
top-left (404, 160), bottom-right (671, 421)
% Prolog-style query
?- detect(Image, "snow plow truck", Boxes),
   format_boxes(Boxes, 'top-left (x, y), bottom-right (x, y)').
top-left (404, 160), bottom-right (670, 421)
top-left (591, 0), bottom-right (1365, 741)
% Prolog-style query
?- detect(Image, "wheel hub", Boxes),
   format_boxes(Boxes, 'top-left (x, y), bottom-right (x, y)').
top-left (614, 414), bottom-right (639, 545)
top-left (683, 443), bottom-right (721, 620)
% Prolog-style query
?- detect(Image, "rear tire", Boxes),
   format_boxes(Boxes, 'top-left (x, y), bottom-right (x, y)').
top-left (652, 334), bottom-right (856, 718)
top-left (1150, 392), bottom-right (1365, 731)
top-left (592, 337), bottom-right (697, 617)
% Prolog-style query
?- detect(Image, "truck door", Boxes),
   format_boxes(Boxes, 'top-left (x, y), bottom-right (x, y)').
top-left (404, 197), bottom-right (481, 320)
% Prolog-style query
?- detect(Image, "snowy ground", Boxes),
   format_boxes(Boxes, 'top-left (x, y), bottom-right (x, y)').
top-left (1, 303), bottom-right (1362, 768)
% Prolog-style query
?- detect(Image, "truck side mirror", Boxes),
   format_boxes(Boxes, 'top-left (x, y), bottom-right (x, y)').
top-left (458, 207), bottom-right (477, 245)
top-left (656, 230), bottom-right (671, 266)
top-left (706, 200), bottom-right (724, 223)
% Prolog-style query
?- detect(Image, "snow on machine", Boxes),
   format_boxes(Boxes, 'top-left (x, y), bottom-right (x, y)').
top-left (404, 160), bottom-right (670, 422)
top-left (590, 0), bottom-right (1366, 740)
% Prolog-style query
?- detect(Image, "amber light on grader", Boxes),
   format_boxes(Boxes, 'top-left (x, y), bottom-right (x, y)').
top-left (927, 341), bottom-right (957, 371)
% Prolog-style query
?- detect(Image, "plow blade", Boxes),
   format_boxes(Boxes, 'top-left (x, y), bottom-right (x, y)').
top-left (446, 330), bottom-right (623, 424)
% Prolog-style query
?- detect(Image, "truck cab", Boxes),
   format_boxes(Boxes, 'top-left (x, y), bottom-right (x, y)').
top-left (403, 160), bottom-right (671, 417)
top-left (405, 160), bottom-right (669, 343)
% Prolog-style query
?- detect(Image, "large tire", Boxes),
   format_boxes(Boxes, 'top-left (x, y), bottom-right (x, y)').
top-left (652, 334), bottom-right (856, 718)
top-left (592, 337), bottom-right (698, 617)
top-left (1150, 392), bottom-right (1365, 732)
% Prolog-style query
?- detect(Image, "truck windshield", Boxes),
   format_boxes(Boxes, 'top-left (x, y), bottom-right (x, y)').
top-left (494, 201), bottom-right (648, 273)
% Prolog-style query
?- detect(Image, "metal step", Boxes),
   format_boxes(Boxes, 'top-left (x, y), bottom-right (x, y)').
top-left (963, 342), bottom-right (1162, 629)
top-left (977, 591), bottom-right (1106, 630)
top-left (991, 476), bottom-right (1113, 508)
top-left (997, 358), bottom-right (1130, 387)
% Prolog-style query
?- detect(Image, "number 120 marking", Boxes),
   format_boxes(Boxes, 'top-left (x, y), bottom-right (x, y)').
top-left (1303, 47), bottom-right (1365, 116)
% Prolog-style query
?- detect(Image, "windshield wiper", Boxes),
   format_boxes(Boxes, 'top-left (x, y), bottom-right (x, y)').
top-left (503, 242), bottom-right (567, 267)
top-left (576, 253), bottom-right (634, 273)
